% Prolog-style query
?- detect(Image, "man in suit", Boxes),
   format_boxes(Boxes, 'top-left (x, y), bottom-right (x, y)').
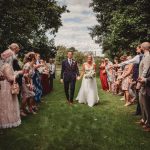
top-left (61, 51), bottom-right (80, 104)
top-left (137, 42), bottom-right (150, 131)
top-left (139, 66), bottom-right (150, 131)
top-left (49, 58), bottom-right (56, 91)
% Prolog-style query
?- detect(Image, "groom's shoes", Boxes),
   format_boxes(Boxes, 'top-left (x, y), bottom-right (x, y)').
top-left (67, 100), bottom-right (70, 104)
top-left (70, 101), bottom-right (73, 105)
top-left (66, 100), bottom-right (74, 105)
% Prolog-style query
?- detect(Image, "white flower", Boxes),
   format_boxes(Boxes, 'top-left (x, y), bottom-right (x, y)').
top-left (85, 70), bottom-right (96, 79)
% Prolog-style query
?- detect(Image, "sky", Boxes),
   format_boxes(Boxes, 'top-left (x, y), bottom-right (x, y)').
top-left (53, 0), bottom-right (103, 56)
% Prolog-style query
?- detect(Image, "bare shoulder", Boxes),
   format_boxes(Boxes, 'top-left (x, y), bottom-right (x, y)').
top-left (93, 62), bottom-right (96, 66)
top-left (83, 62), bottom-right (87, 66)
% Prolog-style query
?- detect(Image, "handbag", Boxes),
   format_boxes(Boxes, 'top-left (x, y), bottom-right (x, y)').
top-left (11, 78), bottom-right (20, 95)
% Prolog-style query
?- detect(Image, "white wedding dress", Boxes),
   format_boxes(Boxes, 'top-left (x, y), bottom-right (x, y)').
top-left (76, 63), bottom-right (99, 107)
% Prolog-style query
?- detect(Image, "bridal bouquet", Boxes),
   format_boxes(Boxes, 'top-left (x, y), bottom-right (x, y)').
top-left (85, 70), bottom-right (96, 79)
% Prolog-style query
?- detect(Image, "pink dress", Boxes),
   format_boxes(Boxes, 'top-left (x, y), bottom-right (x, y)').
top-left (0, 63), bottom-right (21, 129)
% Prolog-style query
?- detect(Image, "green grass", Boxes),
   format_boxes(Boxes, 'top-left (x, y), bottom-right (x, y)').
top-left (0, 78), bottom-right (150, 150)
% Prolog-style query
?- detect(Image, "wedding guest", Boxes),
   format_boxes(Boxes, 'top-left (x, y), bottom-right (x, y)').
top-left (105, 58), bottom-right (113, 92)
top-left (32, 53), bottom-right (43, 103)
top-left (9, 43), bottom-right (23, 102)
top-left (115, 46), bottom-right (143, 114)
top-left (99, 58), bottom-right (109, 91)
top-left (139, 65), bottom-right (150, 131)
top-left (115, 67), bottom-right (123, 98)
top-left (0, 50), bottom-right (21, 129)
top-left (112, 57), bottom-right (119, 94)
top-left (119, 56), bottom-right (133, 106)
top-left (138, 42), bottom-right (150, 129)
top-left (48, 58), bottom-right (56, 91)
top-left (21, 53), bottom-right (36, 116)
top-left (39, 59), bottom-right (50, 95)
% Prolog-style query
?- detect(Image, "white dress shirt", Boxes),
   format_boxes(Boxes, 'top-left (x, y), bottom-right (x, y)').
top-left (68, 58), bottom-right (72, 66)
top-left (49, 63), bottom-right (55, 75)
top-left (118, 55), bottom-right (141, 67)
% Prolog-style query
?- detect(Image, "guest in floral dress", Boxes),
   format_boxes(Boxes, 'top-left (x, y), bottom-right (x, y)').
top-left (21, 53), bottom-right (36, 116)
top-left (119, 56), bottom-right (133, 106)
top-left (105, 58), bottom-right (113, 92)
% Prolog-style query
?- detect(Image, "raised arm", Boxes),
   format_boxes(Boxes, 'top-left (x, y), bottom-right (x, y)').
top-left (118, 55), bottom-right (139, 67)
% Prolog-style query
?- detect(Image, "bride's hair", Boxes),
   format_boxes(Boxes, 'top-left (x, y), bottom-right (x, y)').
top-left (86, 54), bottom-right (95, 63)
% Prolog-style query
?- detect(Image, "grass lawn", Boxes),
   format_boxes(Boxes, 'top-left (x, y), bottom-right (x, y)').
top-left (0, 78), bottom-right (150, 150)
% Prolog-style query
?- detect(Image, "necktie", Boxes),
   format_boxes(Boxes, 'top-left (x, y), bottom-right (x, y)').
top-left (69, 59), bottom-right (72, 66)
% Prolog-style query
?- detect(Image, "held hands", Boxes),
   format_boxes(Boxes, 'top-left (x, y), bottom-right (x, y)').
top-left (77, 76), bottom-right (81, 81)
top-left (60, 76), bottom-right (80, 83)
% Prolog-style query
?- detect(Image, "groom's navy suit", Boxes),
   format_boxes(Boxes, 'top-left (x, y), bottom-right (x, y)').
top-left (61, 59), bottom-right (79, 102)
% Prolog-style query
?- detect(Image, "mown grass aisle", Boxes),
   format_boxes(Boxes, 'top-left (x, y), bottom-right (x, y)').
top-left (0, 78), bottom-right (150, 150)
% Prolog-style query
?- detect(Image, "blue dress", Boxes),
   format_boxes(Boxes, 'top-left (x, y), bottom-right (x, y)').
top-left (32, 70), bottom-right (43, 102)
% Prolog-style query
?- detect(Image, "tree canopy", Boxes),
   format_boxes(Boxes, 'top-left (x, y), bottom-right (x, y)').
top-left (0, 0), bottom-right (67, 57)
top-left (90, 0), bottom-right (150, 58)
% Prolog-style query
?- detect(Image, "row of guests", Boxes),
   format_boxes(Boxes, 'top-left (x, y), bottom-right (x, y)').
top-left (99, 42), bottom-right (150, 132)
top-left (0, 43), bottom-right (55, 129)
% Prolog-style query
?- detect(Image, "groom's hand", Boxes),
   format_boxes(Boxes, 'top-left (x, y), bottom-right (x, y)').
top-left (60, 79), bottom-right (64, 83)
top-left (77, 76), bottom-right (80, 80)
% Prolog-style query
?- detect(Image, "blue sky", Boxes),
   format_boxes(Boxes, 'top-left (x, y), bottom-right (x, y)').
top-left (54, 0), bottom-right (102, 56)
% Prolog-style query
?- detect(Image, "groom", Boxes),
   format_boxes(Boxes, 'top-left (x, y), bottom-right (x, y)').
top-left (60, 51), bottom-right (80, 104)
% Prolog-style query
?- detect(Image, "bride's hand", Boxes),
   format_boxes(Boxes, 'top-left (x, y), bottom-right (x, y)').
top-left (77, 76), bottom-right (80, 80)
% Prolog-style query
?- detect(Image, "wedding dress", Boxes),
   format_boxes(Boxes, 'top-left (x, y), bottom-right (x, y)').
top-left (76, 63), bottom-right (99, 107)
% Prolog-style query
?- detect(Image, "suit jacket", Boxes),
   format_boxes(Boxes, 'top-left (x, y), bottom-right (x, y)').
top-left (139, 51), bottom-right (150, 78)
top-left (146, 67), bottom-right (150, 96)
top-left (13, 59), bottom-right (23, 86)
top-left (61, 59), bottom-right (79, 81)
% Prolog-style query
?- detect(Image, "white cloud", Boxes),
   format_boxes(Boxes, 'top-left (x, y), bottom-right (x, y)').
top-left (49, 0), bottom-right (102, 56)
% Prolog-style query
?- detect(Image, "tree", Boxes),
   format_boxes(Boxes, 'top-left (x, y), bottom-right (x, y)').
top-left (90, 0), bottom-right (150, 58)
top-left (0, 0), bottom-right (67, 55)
top-left (56, 46), bottom-right (85, 65)
top-left (56, 46), bottom-right (68, 64)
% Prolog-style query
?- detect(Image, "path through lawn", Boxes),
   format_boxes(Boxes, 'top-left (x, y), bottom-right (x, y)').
top-left (0, 79), bottom-right (150, 150)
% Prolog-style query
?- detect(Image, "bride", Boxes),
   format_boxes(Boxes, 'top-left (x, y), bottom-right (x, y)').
top-left (76, 55), bottom-right (99, 107)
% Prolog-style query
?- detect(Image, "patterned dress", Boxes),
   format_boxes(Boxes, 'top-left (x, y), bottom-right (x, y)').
top-left (32, 69), bottom-right (42, 102)
top-left (0, 63), bottom-right (21, 128)
top-left (21, 63), bottom-right (35, 99)
top-left (122, 64), bottom-right (132, 91)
